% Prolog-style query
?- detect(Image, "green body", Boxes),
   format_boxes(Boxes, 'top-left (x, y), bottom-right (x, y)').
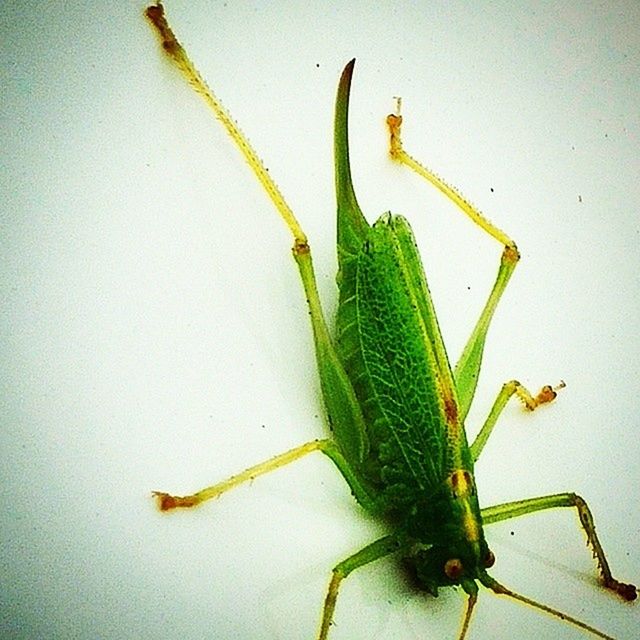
top-left (322, 60), bottom-right (491, 596)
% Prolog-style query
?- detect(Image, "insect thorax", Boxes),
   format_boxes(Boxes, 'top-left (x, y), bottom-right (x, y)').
top-left (399, 478), bottom-right (492, 596)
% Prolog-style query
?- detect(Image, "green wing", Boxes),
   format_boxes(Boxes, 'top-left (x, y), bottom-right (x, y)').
top-left (336, 215), bottom-right (470, 493)
top-left (333, 61), bottom-right (471, 504)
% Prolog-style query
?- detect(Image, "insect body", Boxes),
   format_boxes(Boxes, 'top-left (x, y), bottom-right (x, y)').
top-left (146, 4), bottom-right (636, 639)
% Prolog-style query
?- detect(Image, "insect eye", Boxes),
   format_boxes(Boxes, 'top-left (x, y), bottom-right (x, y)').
top-left (483, 550), bottom-right (496, 568)
top-left (444, 558), bottom-right (464, 580)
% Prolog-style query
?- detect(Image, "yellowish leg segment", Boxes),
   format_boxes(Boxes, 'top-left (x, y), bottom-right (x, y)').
top-left (154, 437), bottom-right (376, 513)
top-left (318, 536), bottom-right (401, 640)
top-left (154, 440), bottom-right (326, 511)
top-left (482, 493), bottom-right (637, 602)
top-left (470, 379), bottom-right (565, 461)
top-left (146, 4), bottom-right (368, 470)
top-left (146, 3), bottom-right (306, 245)
top-left (387, 107), bottom-right (514, 249)
top-left (386, 104), bottom-right (562, 423)
top-left (387, 105), bottom-right (523, 417)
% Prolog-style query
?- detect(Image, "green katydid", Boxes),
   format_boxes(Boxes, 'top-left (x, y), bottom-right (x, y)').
top-left (146, 4), bottom-right (637, 639)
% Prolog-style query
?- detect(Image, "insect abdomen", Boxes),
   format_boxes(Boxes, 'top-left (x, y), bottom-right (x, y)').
top-left (335, 213), bottom-right (456, 499)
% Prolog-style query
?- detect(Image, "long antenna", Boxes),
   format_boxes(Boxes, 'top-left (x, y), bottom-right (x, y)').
top-left (484, 575), bottom-right (617, 640)
top-left (457, 593), bottom-right (477, 640)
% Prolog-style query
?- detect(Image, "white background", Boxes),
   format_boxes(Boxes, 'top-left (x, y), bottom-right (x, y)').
top-left (2, 2), bottom-right (639, 639)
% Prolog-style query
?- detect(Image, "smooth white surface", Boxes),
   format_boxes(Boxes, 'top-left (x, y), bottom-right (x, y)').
top-left (2, 2), bottom-right (639, 639)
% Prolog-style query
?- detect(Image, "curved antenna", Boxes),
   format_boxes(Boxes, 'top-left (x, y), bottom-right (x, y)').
top-left (483, 575), bottom-right (617, 640)
top-left (457, 593), bottom-right (477, 640)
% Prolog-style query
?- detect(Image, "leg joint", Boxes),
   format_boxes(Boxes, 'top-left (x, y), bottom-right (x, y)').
top-left (503, 243), bottom-right (520, 264)
top-left (292, 239), bottom-right (310, 256)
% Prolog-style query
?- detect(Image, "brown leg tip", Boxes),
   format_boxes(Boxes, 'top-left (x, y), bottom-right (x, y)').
top-left (152, 491), bottom-right (194, 511)
top-left (145, 4), bottom-right (164, 25)
top-left (618, 582), bottom-right (637, 602)
top-left (152, 491), bottom-right (174, 511)
top-left (606, 579), bottom-right (637, 602)
top-left (536, 385), bottom-right (557, 405)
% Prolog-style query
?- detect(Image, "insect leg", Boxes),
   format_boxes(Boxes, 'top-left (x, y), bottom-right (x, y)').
top-left (453, 246), bottom-right (518, 417)
top-left (146, 3), bottom-right (306, 243)
top-left (386, 108), bottom-right (521, 417)
top-left (318, 535), bottom-right (402, 640)
top-left (470, 379), bottom-right (565, 461)
top-left (386, 106), bottom-right (565, 424)
top-left (481, 493), bottom-right (637, 601)
top-left (154, 438), bottom-right (378, 512)
top-left (147, 5), bottom-right (369, 466)
top-left (387, 108), bottom-right (514, 249)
